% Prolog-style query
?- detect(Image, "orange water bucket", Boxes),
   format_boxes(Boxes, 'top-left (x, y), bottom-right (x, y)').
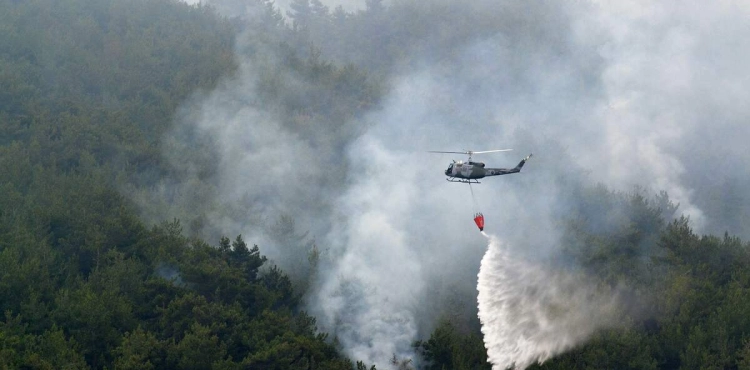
top-left (473, 213), bottom-right (485, 231)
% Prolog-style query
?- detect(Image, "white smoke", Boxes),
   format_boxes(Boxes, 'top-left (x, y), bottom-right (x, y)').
top-left (306, 75), bottom-right (487, 367)
top-left (313, 136), bottom-right (424, 365)
top-left (276, 0), bottom-right (369, 12)
top-left (477, 232), bottom-right (619, 370)
top-left (144, 0), bottom-right (750, 368)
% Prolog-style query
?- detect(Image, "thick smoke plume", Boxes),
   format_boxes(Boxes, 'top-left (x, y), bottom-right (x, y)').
top-left (145, 0), bottom-right (750, 368)
top-left (312, 136), bottom-right (424, 364)
top-left (477, 232), bottom-right (618, 369)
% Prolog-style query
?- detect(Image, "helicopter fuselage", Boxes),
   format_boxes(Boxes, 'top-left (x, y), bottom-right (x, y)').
top-left (443, 154), bottom-right (532, 183)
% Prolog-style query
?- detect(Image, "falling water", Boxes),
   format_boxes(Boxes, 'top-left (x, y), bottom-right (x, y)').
top-left (476, 233), bottom-right (617, 369)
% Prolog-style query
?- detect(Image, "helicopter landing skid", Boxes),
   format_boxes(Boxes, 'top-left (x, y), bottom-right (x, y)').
top-left (446, 177), bottom-right (481, 184)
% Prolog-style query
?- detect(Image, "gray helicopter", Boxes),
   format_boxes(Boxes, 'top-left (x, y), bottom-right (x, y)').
top-left (429, 149), bottom-right (533, 183)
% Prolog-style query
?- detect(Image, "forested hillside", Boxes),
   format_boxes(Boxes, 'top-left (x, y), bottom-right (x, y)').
top-left (2, 0), bottom-right (750, 369)
top-left (0, 0), bottom-right (364, 368)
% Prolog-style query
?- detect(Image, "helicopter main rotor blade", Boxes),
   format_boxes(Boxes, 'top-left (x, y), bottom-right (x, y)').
top-left (427, 149), bottom-right (514, 155)
top-left (470, 149), bottom-right (513, 154)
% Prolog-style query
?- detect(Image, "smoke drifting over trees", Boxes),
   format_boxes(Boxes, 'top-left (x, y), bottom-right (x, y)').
top-left (147, 0), bottom-right (750, 367)
top-left (3, 0), bottom-right (750, 368)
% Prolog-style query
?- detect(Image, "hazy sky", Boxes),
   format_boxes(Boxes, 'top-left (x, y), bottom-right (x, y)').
top-left (183, 0), bottom-right (369, 12)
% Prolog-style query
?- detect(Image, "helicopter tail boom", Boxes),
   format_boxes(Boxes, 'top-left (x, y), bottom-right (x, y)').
top-left (483, 153), bottom-right (533, 176)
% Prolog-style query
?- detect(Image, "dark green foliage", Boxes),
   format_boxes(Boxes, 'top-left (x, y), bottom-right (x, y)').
top-left (0, 214), bottom-right (353, 369)
top-left (112, 326), bottom-right (165, 370)
top-left (416, 319), bottom-right (490, 370)
top-left (0, 312), bottom-right (90, 369)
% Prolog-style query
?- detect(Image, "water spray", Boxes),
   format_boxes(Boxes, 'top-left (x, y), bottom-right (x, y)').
top-left (477, 233), bottom-right (618, 369)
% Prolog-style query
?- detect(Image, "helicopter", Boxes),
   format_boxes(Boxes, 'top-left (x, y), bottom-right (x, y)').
top-left (428, 149), bottom-right (533, 184)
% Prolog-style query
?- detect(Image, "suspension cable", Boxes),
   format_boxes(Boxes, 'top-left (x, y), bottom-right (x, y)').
top-left (468, 181), bottom-right (479, 214)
